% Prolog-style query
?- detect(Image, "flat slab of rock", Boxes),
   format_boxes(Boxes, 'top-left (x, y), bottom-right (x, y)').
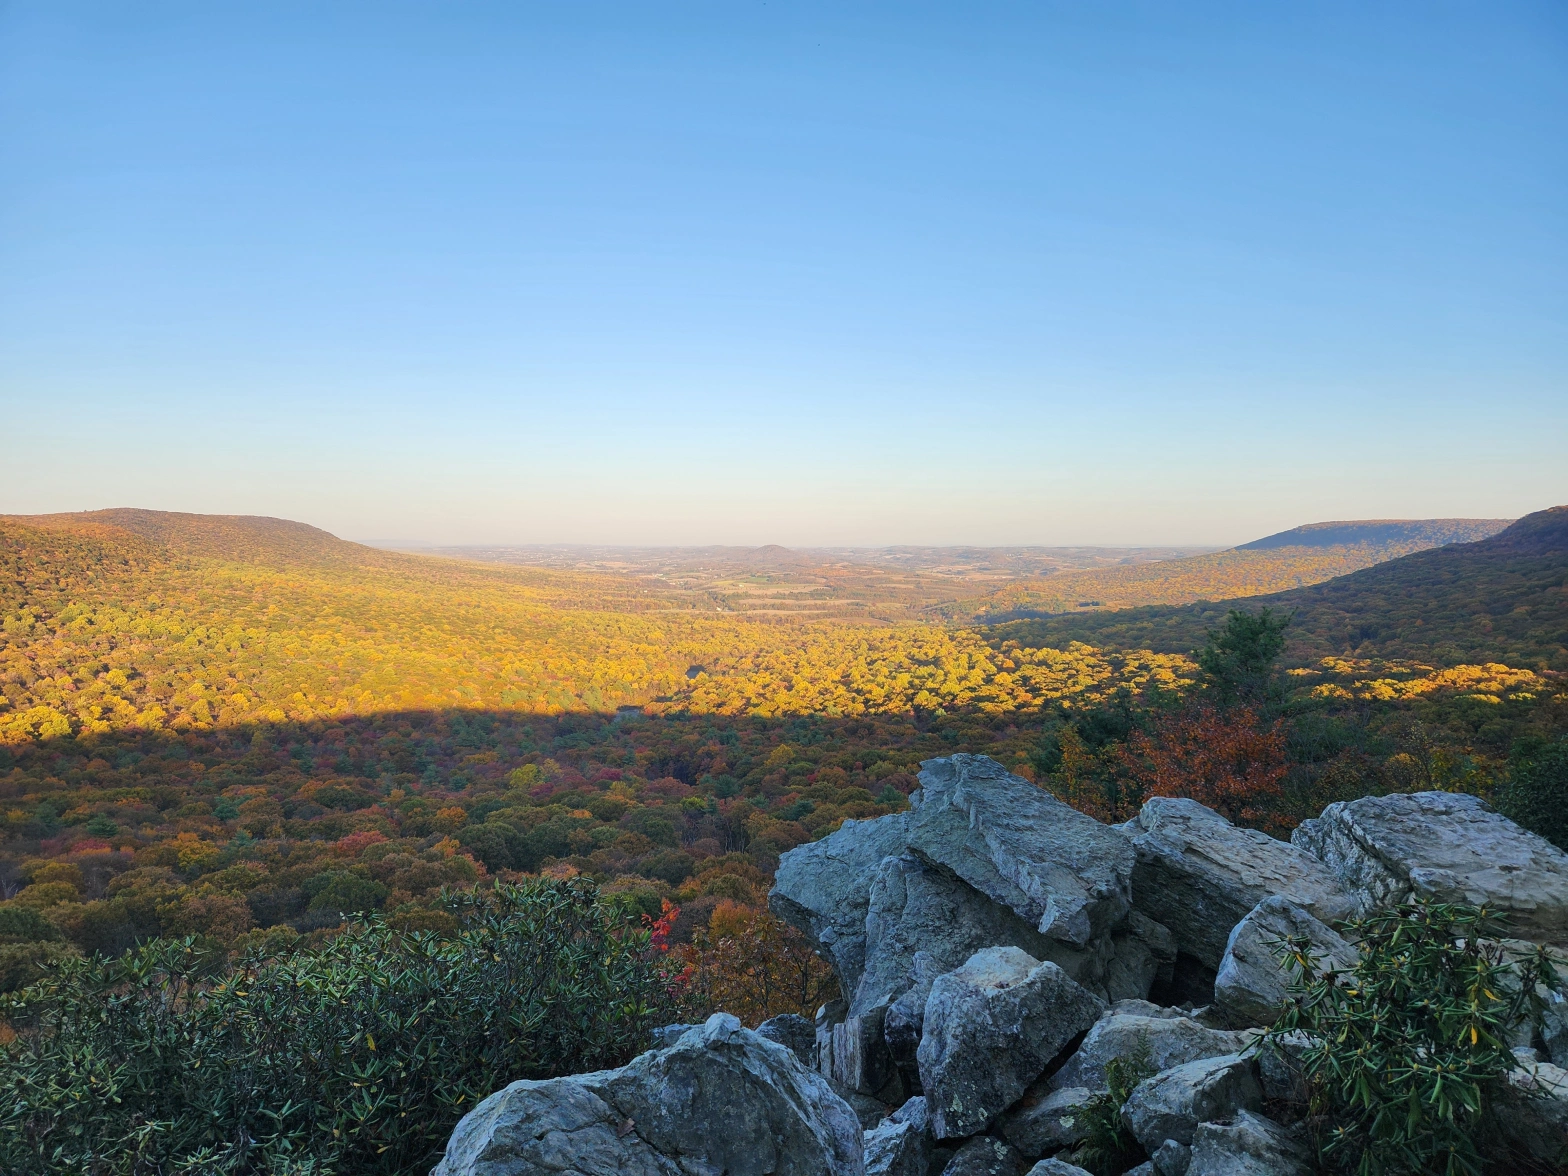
top-left (431, 1013), bottom-right (862, 1176)
top-left (1293, 790), bottom-right (1568, 942)
top-left (908, 754), bottom-right (1134, 947)
top-left (1050, 1003), bottom-right (1253, 1094)
top-left (1188, 1110), bottom-right (1311, 1176)
top-left (918, 946), bottom-right (1105, 1139)
top-left (1128, 797), bottom-right (1356, 968)
top-left (771, 812), bottom-right (910, 998)
top-left (1121, 1053), bottom-right (1263, 1151)
top-left (853, 852), bottom-right (1057, 1019)
top-left (1214, 896), bottom-right (1359, 1027)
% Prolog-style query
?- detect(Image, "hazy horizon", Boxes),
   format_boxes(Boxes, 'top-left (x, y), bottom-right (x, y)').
top-left (3, 3), bottom-right (1564, 545)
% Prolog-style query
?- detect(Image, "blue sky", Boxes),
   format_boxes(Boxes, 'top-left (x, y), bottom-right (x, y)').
top-left (2, 2), bottom-right (1564, 546)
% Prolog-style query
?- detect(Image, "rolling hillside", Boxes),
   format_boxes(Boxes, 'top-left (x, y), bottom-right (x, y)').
top-left (987, 506), bottom-right (1568, 670)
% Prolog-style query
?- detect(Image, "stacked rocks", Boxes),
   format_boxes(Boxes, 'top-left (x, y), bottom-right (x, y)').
top-left (429, 755), bottom-right (1568, 1175)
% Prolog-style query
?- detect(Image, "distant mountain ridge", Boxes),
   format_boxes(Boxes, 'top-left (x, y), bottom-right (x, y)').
top-left (986, 506), bottom-right (1568, 670)
top-left (1238, 518), bottom-right (1509, 550)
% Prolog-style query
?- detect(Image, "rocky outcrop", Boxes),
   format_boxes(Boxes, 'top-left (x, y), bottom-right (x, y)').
top-left (1213, 897), bottom-right (1358, 1027)
top-left (1292, 790), bottom-right (1568, 942)
top-left (918, 946), bottom-right (1105, 1139)
top-left (1187, 1110), bottom-right (1312, 1176)
top-left (1127, 798), bottom-right (1356, 969)
top-left (1049, 1003), bottom-right (1252, 1094)
top-left (431, 1013), bottom-right (862, 1176)
top-left (997, 1083), bottom-right (1093, 1156)
top-left (906, 755), bottom-right (1135, 948)
top-left (1107, 911), bottom-right (1178, 1003)
top-left (771, 813), bottom-right (910, 998)
top-left (1120, 1053), bottom-right (1263, 1152)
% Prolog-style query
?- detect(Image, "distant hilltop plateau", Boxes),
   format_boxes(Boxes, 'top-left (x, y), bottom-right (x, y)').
top-left (1238, 518), bottom-right (1510, 550)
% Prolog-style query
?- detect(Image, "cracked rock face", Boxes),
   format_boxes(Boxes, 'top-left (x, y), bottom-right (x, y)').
top-left (852, 852), bottom-right (1059, 1020)
top-left (1292, 790), bottom-right (1568, 942)
top-left (1213, 896), bottom-right (1359, 1028)
top-left (906, 755), bottom-right (1135, 948)
top-left (918, 946), bottom-right (1105, 1140)
top-left (1128, 797), bottom-right (1356, 969)
top-left (770, 812), bottom-right (911, 1000)
top-left (430, 1014), bottom-right (863, 1176)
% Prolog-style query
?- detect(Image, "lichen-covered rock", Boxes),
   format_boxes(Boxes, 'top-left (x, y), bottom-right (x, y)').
top-left (907, 755), bottom-right (1135, 948)
top-left (1120, 1053), bottom-right (1263, 1152)
top-left (430, 1013), bottom-right (863, 1176)
top-left (998, 1082), bottom-right (1094, 1156)
top-left (918, 946), bottom-right (1105, 1139)
top-left (941, 1136), bottom-right (1026, 1176)
top-left (1128, 798), bottom-right (1355, 969)
top-left (771, 812), bottom-right (910, 998)
top-left (1292, 790), bottom-right (1568, 942)
top-left (759, 1013), bottom-right (817, 1067)
top-left (853, 852), bottom-right (1060, 1019)
top-left (1213, 897), bottom-right (1358, 1027)
top-left (1049, 1003), bottom-right (1252, 1094)
top-left (1186, 1110), bottom-right (1312, 1176)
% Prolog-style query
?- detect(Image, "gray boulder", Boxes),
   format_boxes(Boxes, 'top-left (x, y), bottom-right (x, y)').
top-left (1292, 790), bottom-right (1568, 942)
top-left (1256, 1030), bottom-right (1314, 1104)
top-left (649, 1023), bottom-right (697, 1049)
top-left (1150, 1139), bottom-right (1191, 1176)
top-left (853, 852), bottom-right (1060, 1018)
top-left (919, 946), bottom-right (1105, 1139)
top-left (940, 1137), bottom-right (1026, 1176)
top-left (1024, 1162), bottom-right (1094, 1176)
top-left (1120, 1053), bottom-right (1263, 1152)
top-left (907, 755), bottom-right (1135, 948)
top-left (431, 1013), bottom-right (863, 1176)
top-left (771, 812), bottom-right (910, 998)
top-left (1050, 1003), bottom-right (1253, 1094)
top-left (1187, 1110), bottom-right (1312, 1176)
top-left (1543, 992), bottom-right (1568, 1066)
top-left (998, 1082), bottom-right (1094, 1156)
top-left (1213, 897), bottom-right (1358, 1027)
top-left (822, 1005), bottom-right (902, 1102)
top-left (861, 1116), bottom-right (928, 1176)
top-left (1498, 1057), bottom-right (1568, 1163)
top-left (759, 1013), bottom-right (818, 1067)
top-left (1128, 797), bottom-right (1356, 969)
top-left (883, 953), bottom-right (941, 1088)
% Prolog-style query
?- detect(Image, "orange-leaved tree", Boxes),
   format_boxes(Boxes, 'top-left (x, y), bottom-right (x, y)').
top-left (673, 901), bottom-right (837, 1026)
top-left (1117, 705), bottom-right (1289, 833)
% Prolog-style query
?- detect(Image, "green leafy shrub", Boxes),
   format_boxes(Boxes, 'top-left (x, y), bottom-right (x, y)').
top-left (0, 878), bottom-right (679, 1176)
top-left (1269, 900), bottom-right (1563, 1176)
top-left (1496, 737), bottom-right (1568, 851)
top-left (1068, 1036), bottom-right (1154, 1175)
